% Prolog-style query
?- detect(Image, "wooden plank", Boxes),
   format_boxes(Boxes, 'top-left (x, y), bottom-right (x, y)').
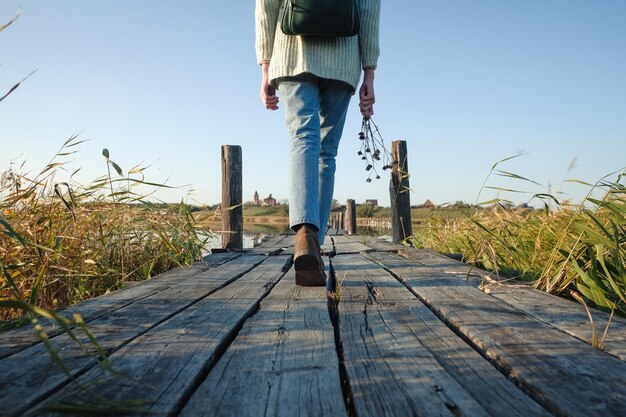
top-left (374, 252), bottom-right (626, 417)
top-left (346, 199), bottom-right (357, 235)
top-left (389, 140), bottom-right (412, 242)
top-left (277, 234), bottom-right (295, 253)
top-left (325, 235), bottom-right (372, 254)
top-left (333, 254), bottom-right (550, 417)
top-left (248, 235), bottom-right (289, 255)
top-left (276, 235), bottom-right (369, 256)
top-left (0, 252), bottom-right (241, 359)
top-left (487, 285), bottom-right (626, 362)
top-left (325, 228), bottom-right (346, 237)
top-left (345, 235), bottom-right (399, 253)
top-left (180, 268), bottom-right (347, 417)
top-left (0, 254), bottom-right (266, 417)
top-left (326, 235), bottom-right (366, 252)
top-left (221, 144), bottom-right (243, 249)
top-left (398, 247), bottom-right (486, 286)
top-left (399, 248), bottom-right (626, 361)
top-left (28, 256), bottom-right (291, 417)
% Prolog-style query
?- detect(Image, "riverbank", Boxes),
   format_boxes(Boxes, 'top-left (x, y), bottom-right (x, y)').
top-left (194, 204), bottom-right (473, 230)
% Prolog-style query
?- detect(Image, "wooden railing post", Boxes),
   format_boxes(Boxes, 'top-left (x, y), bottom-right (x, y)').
top-left (389, 140), bottom-right (412, 243)
top-left (221, 145), bottom-right (243, 250)
top-left (345, 199), bottom-right (357, 235)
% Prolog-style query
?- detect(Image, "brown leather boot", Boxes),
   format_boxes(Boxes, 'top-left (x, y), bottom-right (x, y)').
top-left (293, 225), bottom-right (326, 286)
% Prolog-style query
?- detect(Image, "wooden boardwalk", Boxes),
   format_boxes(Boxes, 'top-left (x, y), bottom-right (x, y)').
top-left (2, 235), bottom-right (626, 417)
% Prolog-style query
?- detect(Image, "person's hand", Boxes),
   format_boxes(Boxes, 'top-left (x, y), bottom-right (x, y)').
top-left (260, 62), bottom-right (279, 110)
top-left (359, 68), bottom-right (375, 119)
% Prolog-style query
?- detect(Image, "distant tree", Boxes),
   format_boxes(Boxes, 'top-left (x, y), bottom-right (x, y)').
top-left (356, 204), bottom-right (375, 218)
top-left (278, 203), bottom-right (289, 216)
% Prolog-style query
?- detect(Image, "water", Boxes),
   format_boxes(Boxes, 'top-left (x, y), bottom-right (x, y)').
top-left (203, 223), bottom-right (290, 251)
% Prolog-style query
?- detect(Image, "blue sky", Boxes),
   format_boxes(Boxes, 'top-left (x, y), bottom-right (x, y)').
top-left (2, 1), bottom-right (625, 207)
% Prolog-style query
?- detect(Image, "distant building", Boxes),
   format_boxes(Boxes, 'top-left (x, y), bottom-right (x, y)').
top-left (423, 199), bottom-right (435, 209)
top-left (365, 199), bottom-right (378, 207)
top-left (253, 191), bottom-right (260, 205)
top-left (263, 194), bottom-right (277, 207)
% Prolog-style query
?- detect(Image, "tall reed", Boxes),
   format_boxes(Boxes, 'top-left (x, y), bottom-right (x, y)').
top-left (409, 157), bottom-right (625, 315)
top-left (1, 136), bottom-right (211, 324)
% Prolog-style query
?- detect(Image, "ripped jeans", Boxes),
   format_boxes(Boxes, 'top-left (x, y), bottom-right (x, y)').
top-left (277, 74), bottom-right (353, 245)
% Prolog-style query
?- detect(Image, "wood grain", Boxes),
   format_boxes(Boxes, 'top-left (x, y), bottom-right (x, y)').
top-left (28, 256), bottom-right (291, 417)
top-left (1, 254), bottom-right (265, 417)
top-left (389, 140), bottom-right (412, 242)
top-left (333, 253), bottom-right (549, 417)
top-left (180, 268), bottom-right (346, 417)
top-left (374, 251), bottom-right (626, 417)
top-left (397, 247), bottom-right (626, 361)
top-left (0, 252), bottom-right (241, 359)
top-left (222, 145), bottom-right (243, 249)
top-left (248, 235), bottom-right (289, 255)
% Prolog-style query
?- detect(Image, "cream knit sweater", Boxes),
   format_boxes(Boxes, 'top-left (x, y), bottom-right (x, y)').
top-left (255, 0), bottom-right (380, 91)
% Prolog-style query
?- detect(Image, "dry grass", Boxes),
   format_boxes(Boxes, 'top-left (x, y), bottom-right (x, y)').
top-left (1, 136), bottom-right (211, 324)
top-left (409, 156), bottom-right (626, 316)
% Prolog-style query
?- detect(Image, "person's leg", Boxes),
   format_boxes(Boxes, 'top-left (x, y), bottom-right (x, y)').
top-left (317, 79), bottom-right (353, 244)
top-left (278, 75), bottom-right (326, 286)
top-left (278, 75), bottom-right (322, 232)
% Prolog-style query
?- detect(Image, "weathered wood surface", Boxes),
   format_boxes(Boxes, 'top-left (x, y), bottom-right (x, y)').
top-left (279, 235), bottom-right (371, 255)
top-left (332, 253), bottom-right (550, 417)
top-left (1, 254), bottom-right (267, 417)
top-left (345, 199), bottom-right (357, 235)
top-left (248, 235), bottom-right (289, 255)
top-left (221, 144), bottom-right (243, 249)
top-left (486, 285), bottom-right (626, 361)
top-left (372, 251), bottom-right (626, 417)
top-left (180, 269), bottom-right (346, 417)
top-left (324, 235), bottom-right (372, 255)
top-left (346, 234), bottom-right (399, 252)
top-left (0, 252), bottom-right (241, 360)
top-left (389, 140), bottom-right (412, 242)
top-left (396, 247), bottom-right (626, 361)
top-left (2, 235), bottom-right (624, 417)
top-left (29, 256), bottom-right (291, 417)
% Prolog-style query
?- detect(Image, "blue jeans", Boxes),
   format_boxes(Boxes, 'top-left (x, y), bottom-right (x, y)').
top-left (277, 74), bottom-right (353, 245)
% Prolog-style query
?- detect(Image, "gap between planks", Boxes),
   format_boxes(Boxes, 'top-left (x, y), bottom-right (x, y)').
top-left (25, 256), bottom-right (291, 417)
top-left (331, 253), bottom-right (551, 417)
top-left (389, 246), bottom-right (626, 361)
top-left (369, 251), bottom-right (626, 417)
top-left (1, 254), bottom-right (266, 417)
top-left (0, 252), bottom-right (242, 359)
top-left (179, 268), bottom-right (347, 417)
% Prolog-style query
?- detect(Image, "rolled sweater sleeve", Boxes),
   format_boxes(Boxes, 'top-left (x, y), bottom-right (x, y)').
top-left (358, 0), bottom-right (381, 69)
top-left (255, 0), bottom-right (281, 64)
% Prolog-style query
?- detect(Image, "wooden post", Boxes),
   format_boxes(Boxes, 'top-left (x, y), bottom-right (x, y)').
top-left (389, 140), bottom-right (412, 243)
top-left (345, 199), bottom-right (357, 235)
top-left (221, 145), bottom-right (243, 250)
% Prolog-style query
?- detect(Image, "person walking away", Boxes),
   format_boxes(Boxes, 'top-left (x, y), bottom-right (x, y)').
top-left (255, 0), bottom-right (380, 285)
